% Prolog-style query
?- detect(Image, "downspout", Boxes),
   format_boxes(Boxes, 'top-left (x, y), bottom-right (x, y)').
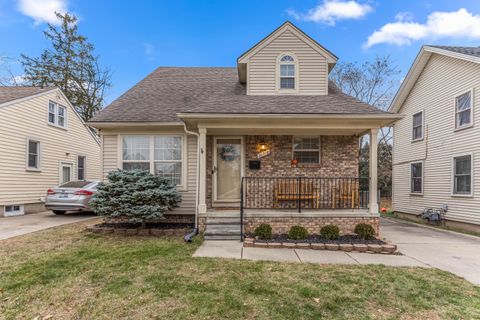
top-left (182, 121), bottom-right (200, 241)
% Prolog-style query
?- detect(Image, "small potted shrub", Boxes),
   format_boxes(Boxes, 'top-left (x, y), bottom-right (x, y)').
top-left (254, 224), bottom-right (273, 240)
top-left (320, 225), bottom-right (340, 240)
top-left (288, 225), bottom-right (308, 240)
top-left (354, 223), bottom-right (376, 240)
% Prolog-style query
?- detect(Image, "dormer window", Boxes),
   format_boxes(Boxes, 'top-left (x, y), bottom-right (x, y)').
top-left (279, 54), bottom-right (296, 90)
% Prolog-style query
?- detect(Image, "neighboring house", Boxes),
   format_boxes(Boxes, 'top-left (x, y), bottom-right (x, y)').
top-left (0, 86), bottom-right (101, 217)
top-left (89, 22), bottom-right (401, 239)
top-left (390, 45), bottom-right (480, 231)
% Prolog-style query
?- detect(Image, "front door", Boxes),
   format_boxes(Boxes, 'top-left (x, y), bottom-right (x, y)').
top-left (214, 137), bottom-right (242, 202)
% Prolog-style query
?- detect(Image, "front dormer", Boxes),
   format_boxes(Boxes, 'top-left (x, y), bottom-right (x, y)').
top-left (237, 21), bottom-right (337, 96)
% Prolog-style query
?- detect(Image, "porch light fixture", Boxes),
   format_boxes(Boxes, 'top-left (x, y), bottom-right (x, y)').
top-left (256, 141), bottom-right (271, 159)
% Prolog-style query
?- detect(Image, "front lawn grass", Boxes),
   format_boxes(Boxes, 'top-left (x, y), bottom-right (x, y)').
top-left (1, 220), bottom-right (479, 319)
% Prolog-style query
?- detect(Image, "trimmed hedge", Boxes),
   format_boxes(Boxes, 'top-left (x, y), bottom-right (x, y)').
top-left (354, 223), bottom-right (376, 240)
top-left (288, 225), bottom-right (308, 240)
top-left (254, 224), bottom-right (273, 240)
top-left (320, 225), bottom-right (340, 240)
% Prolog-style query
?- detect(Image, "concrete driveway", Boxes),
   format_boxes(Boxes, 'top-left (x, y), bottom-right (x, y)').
top-left (0, 211), bottom-right (97, 240)
top-left (381, 217), bottom-right (480, 285)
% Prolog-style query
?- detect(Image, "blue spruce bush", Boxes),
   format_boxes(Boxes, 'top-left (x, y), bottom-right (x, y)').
top-left (90, 170), bottom-right (181, 225)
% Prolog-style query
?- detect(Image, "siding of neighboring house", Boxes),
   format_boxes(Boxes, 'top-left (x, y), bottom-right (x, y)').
top-left (393, 53), bottom-right (480, 225)
top-left (247, 29), bottom-right (328, 95)
top-left (100, 129), bottom-right (197, 216)
top-left (0, 90), bottom-right (101, 215)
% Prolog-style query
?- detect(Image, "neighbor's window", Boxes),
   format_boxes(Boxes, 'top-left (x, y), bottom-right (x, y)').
top-left (455, 91), bottom-right (472, 129)
top-left (48, 101), bottom-right (67, 128)
top-left (122, 135), bottom-right (183, 185)
top-left (77, 156), bottom-right (86, 180)
top-left (27, 139), bottom-right (40, 170)
top-left (412, 111), bottom-right (423, 141)
top-left (279, 55), bottom-right (295, 89)
top-left (453, 155), bottom-right (472, 195)
top-left (410, 162), bottom-right (423, 194)
top-left (293, 136), bottom-right (320, 164)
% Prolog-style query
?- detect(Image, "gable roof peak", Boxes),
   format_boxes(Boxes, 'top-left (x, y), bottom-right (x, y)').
top-left (237, 20), bottom-right (338, 64)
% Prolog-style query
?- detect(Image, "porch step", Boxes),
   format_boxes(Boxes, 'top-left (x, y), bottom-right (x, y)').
top-left (204, 216), bottom-right (241, 240)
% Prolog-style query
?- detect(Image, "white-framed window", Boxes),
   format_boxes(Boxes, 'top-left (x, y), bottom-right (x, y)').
top-left (122, 135), bottom-right (184, 186)
top-left (455, 90), bottom-right (473, 129)
top-left (278, 54), bottom-right (297, 90)
top-left (4, 204), bottom-right (24, 217)
top-left (48, 101), bottom-right (67, 129)
top-left (412, 111), bottom-right (423, 141)
top-left (154, 136), bottom-right (183, 185)
top-left (77, 155), bottom-right (86, 180)
top-left (292, 136), bottom-right (320, 164)
top-left (410, 162), bottom-right (423, 194)
top-left (27, 139), bottom-right (40, 170)
top-left (453, 154), bottom-right (472, 196)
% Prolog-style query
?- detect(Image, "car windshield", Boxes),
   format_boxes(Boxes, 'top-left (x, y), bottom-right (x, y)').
top-left (59, 181), bottom-right (93, 188)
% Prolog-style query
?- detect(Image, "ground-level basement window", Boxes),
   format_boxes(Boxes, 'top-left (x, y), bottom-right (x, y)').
top-left (4, 204), bottom-right (24, 216)
top-left (122, 135), bottom-right (183, 186)
top-left (292, 136), bottom-right (320, 164)
top-left (453, 154), bottom-right (472, 195)
top-left (410, 162), bottom-right (423, 194)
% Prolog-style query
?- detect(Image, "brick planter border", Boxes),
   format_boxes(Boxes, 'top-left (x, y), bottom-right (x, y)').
top-left (86, 225), bottom-right (189, 237)
top-left (243, 237), bottom-right (397, 254)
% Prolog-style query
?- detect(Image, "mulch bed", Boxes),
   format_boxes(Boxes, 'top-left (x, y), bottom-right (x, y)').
top-left (86, 222), bottom-right (194, 237)
top-left (251, 234), bottom-right (386, 245)
top-left (244, 234), bottom-right (398, 254)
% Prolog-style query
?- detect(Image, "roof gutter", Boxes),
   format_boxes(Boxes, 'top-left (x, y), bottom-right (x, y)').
top-left (87, 121), bottom-right (184, 128)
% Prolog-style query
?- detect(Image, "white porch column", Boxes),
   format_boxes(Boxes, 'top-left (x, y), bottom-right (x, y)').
top-left (198, 128), bottom-right (207, 214)
top-left (369, 128), bottom-right (379, 214)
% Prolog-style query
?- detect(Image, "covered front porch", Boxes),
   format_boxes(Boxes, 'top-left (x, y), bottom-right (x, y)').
top-left (178, 113), bottom-right (399, 239)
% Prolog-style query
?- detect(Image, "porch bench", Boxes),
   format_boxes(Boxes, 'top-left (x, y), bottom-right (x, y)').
top-left (273, 179), bottom-right (318, 204)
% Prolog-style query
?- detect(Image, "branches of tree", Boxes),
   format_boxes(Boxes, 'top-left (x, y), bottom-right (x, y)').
top-left (331, 56), bottom-right (400, 195)
top-left (330, 56), bottom-right (400, 149)
top-left (20, 12), bottom-right (111, 121)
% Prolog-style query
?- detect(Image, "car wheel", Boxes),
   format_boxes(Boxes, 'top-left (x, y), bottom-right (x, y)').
top-left (53, 210), bottom-right (66, 215)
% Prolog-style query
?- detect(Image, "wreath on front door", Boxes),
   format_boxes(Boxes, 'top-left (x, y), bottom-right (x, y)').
top-left (220, 145), bottom-right (238, 161)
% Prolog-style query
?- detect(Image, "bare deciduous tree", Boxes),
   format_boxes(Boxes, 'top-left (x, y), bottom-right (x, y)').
top-left (330, 56), bottom-right (400, 147)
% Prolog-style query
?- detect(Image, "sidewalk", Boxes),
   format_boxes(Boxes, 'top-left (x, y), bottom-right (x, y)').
top-left (193, 240), bottom-right (428, 267)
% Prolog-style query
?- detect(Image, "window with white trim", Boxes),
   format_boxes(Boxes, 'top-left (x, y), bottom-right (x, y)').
top-left (453, 155), bottom-right (472, 195)
top-left (412, 111), bottom-right (423, 141)
top-left (410, 162), bottom-right (423, 194)
top-left (78, 156), bottom-right (86, 180)
top-left (27, 139), bottom-right (40, 169)
top-left (122, 135), bottom-right (184, 185)
top-left (293, 136), bottom-right (320, 164)
top-left (48, 101), bottom-right (67, 128)
top-left (455, 91), bottom-right (472, 129)
top-left (279, 55), bottom-right (295, 89)
top-left (4, 204), bottom-right (24, 216)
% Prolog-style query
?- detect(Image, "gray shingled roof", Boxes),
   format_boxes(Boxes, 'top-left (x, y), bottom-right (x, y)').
top-left (91, 67), bottom-right (388, 123)
top-left (0, 86), bottom-right (57, 105)
top-left (430, 45), bottom-right (480, 58)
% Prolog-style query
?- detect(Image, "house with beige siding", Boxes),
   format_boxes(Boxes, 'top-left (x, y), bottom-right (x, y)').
top-left (0, 86), bottom-right (101, 217)
top-left (390, 45), bottom-right (480, 231)
top-left (89, 22), bottom-right (401, 239)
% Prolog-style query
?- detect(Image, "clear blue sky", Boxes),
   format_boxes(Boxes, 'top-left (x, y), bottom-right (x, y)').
top-left (1, 0), bottom-right (480, 104)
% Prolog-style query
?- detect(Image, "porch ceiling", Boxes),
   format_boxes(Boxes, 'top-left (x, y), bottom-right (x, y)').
top-left (179, 113), bottom-right (403, 135)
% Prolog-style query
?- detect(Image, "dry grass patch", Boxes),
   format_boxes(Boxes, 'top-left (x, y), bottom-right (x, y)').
top-left (0, 221), bottom-right (479, 319)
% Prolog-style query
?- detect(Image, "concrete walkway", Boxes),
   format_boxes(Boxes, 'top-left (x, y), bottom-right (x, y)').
top-left (194, 218), bottom-right (480, 285)
top-left (380, 217), bottom-right (480, 285)
top-left (0, 211), bottom-right (97, 240)
top-left (193, 241), bottom-right (428, 267)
